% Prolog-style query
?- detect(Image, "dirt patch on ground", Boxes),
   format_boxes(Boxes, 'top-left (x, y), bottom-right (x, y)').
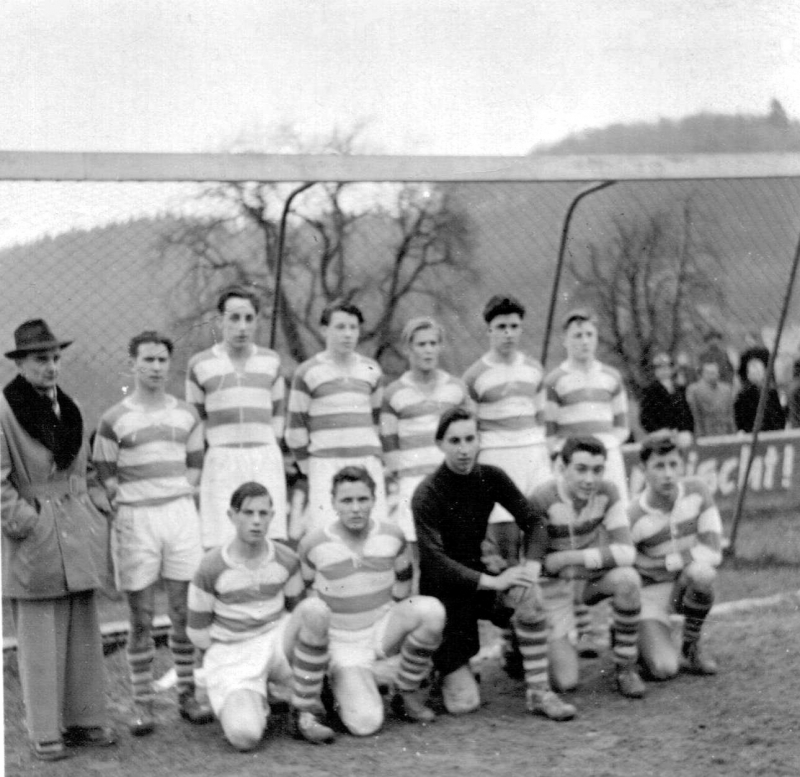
top-left (5, 596), bottom-right (800, 777)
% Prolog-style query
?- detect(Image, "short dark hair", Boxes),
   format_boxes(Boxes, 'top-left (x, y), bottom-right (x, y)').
top-left (320, 301), bottom-right (364, 327)
top-left (639, 432), bottom-right (679, 464)
top-left (483, 294), bottom-right (525, 324)
top-left (435, 406), bottom-right (476, 442)
top-left (217, 285), bottom-right (261, 315)
top-left (331, 465), bottom-right (375, 497)
top-left (128, 330), bottom-right (174, 358)
top-left (561, 436), bottom-right (607, 464)
top-left (229, 481), bottom-right (272, 511)
top-left (562, 308), bottom-right (597, 331)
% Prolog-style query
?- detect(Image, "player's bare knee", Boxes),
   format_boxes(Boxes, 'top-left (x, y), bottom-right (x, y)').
top-left (687, 563), bottom-right (716, 591)
top-left (512, 591), bottom-right (545, 624)
top-left (413, 596), bottom-right (446, 636)
top-left (341, 705), bottom-right (383, 737)
top-left (225, 723), bottom-right (263, 752)
top-left (550, 667), bottom-right (578, 693)
top-left (297, 597), bottom-right (331, 635)
top-left (612, 568), bottom-right (642, 607)
top-left (644, 653), bottom-right (678, 681)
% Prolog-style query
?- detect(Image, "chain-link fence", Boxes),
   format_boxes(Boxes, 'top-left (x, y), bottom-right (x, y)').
top-left (2, 163), bottom-right (800, 429)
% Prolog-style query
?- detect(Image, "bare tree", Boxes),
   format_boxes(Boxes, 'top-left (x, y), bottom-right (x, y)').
top-left (159, 124), bottom-right (474, 368)
top-left (569, 196), bottom-right (723, 392)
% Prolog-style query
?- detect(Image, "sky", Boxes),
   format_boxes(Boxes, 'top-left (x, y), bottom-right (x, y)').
top-left (1, 0), bottom-right (798, 156)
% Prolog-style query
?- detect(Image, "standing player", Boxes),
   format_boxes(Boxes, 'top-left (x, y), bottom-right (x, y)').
top-left (630, 433), bottom-right (722, 679)
top-left (543, 309), bottom-right (630, 655)
top-left (94, 331), bottom-right (212, 735)
top-left (186, 285), bottom-right (288, 548)
top-left (298, 466), bottom-right (445, 736)
top-left (187, 482), bottom-right (335, 751)
top-left (286, 302), bottom-right (386, 534)
top-left (412, 407), bottom-right (575, 721)
top-left (463, 295), bottom-right (551, 557)
top-left (463, 294), bottom-right (551, 674)
top-left (381, 317), bottom-right (469, 578)
top-left (531, 436), bottom-right (645, 699)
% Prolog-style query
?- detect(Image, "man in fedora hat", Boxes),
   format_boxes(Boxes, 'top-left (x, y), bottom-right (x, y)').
top-left (1, 319), bottom-right (116, 761)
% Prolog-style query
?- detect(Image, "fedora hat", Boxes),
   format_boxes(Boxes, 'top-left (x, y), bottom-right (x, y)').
top-left (5, 319), bottom-right (73, 360)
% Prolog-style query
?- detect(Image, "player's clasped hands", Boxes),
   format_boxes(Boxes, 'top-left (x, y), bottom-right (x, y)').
top-left (492, 563), bottom-right (539, 591)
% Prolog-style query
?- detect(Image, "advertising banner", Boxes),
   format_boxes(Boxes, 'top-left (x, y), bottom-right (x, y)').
top-left (623, 429), bottom-right (800, 517)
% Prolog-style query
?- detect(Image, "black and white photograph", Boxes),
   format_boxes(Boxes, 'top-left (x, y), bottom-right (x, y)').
top-left (1, 2), bottom-right (799, 775)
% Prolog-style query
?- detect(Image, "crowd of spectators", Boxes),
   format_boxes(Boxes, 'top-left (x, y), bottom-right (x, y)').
top-left (635, 329), bottom-right (799, 442)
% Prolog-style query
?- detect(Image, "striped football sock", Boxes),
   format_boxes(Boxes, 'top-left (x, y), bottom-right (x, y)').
top-left (681, 586), bottom-right (714, 648)
top-left (611, 602), bottom-right (640, 667)
top-left (169, 635), bottom-right (196, 697)
top-left (574, 602), bottom-right (592, 639)
top-left (396, 632), bottom-right (439, 692)
top-left (127, 643), bottom-right (155, 704)
top-left (290, 637), bottom-right (329, 713)
top-left (513, 615), bottom-right (549, 693)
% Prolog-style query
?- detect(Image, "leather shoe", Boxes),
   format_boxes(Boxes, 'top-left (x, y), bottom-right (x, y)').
top-left (680, 644), bottom-right (718, 675)
top-left (32, 739), bottom-right (69, 761)
top-left (390, 690), bottom-right (436, 723)
top-left (526, 689), bottom-right (576, 721)
top-left (129, 703), bottom-right (156, 737)
top-left (63, 725), bottom-right (116, 748)
top-left (179, 692), bottom-right (214, 725)
top-left (292, 709), bottom-right (336, 744)
top-left (616, 667), bottom-right (646, 698)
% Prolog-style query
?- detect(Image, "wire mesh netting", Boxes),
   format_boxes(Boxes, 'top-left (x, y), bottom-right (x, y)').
top-left (2, 175), bottom-right (799, 433)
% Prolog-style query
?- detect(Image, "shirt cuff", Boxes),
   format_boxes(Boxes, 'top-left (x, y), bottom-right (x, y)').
top-left (583, 548), bottom-right (603, 570)
top-left (665, 552), bottom-right (684, 573)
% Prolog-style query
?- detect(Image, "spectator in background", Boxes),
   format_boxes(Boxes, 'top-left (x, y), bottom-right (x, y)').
top-left (734, 357), bottom-right (786, 433)
top-left (673, 351), bottom-right (697, 390)
top-left (737, 331), bottom-right (771, 387)
top-left (639, 352), bottom-right (694, 447)
top-left (697, 330), bottom-right (735, 386)
top-left (685, 361), bottom-right (736, 438)
top-left (787, 359), bottom-right (800, 429)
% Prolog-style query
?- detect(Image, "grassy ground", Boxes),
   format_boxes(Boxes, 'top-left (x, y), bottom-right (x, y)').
top-left (4, 594), bottom-right (799, 777)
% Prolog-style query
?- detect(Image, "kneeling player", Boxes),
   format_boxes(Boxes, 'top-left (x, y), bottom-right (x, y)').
top-left (299, 466), bottom-right (445, 736)
top-left (414, 407), bottom-right (574, 721)
top-left (630, 433), bottom-right (722, 679)
top-left (187, 482), bottom-right (336, 751)
top-left (531, 436), bottom-right (645, 698)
